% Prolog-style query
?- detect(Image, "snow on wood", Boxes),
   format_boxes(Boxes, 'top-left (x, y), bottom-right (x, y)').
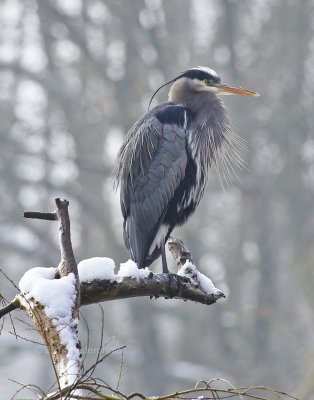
top-left (18, 267), bottom-right (81, 393)
top-left (19, 267), bottom-right (76, 322)
top-left (118, 259), bottom-right (151, 280)
top-left (78, 257), bottom-right (117, 282)
top-left (78, 257), bottom-right (152, 283)
top-left (177, 261), bottom-right (224, 297)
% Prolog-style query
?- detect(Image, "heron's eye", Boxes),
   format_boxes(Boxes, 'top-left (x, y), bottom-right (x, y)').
top-left (204, 79), bottom-right (212, 86)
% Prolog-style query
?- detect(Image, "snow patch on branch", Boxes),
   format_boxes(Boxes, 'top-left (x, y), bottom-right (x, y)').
top-left (18, 267), bottom-right (81, 388)
top-left (78, 257), bottom-right (116, 282)
top-left (177, 261), bottom-right (223, 297)
top-left (19, 267), bottom-right (76, 322)
top-left (19, 267), bottom-right (56, 294)
top-left (119, 259), bottom-right (151, 280)
top-left (78, 257), bottom-right (152, 282)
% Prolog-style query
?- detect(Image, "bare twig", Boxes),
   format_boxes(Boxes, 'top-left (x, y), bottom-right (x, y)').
top-left (0, 302), bottom-right (17, 319)
top-left (23, 211), bottom-right (57, 220)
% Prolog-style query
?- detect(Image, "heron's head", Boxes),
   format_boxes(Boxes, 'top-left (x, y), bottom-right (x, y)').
top-left (172, 67), bottom-right (259, 96)
top-left (149, 66), bottom-right (259, 111)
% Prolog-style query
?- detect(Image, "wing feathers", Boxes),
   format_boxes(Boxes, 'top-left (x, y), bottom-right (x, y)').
top-left (117, 105), bottom-right (189, 268)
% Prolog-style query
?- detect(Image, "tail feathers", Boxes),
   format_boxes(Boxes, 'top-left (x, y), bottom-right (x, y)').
top-left (124, 217), bottom-right (147, 269)
top-left (138, 248), bottom-right (162, 269)
top-left (124, 217), bottom-right (172, 269)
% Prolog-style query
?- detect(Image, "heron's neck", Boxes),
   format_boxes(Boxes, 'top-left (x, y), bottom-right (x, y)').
top-left (187, 97), bottom-right (231, 176)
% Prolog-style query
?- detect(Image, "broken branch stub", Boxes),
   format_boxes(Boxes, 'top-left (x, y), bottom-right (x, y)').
top-left (168, 237), bottom-right (193, 267)
top-left (55, 198), bottom-right (80, 309)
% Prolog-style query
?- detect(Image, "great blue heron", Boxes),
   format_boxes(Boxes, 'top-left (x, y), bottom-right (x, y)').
top-left (114, 67), bottom-right (259, 273)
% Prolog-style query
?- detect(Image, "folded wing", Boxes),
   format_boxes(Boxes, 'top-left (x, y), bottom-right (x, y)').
top-left (115, 105), bottom-right (189, 268)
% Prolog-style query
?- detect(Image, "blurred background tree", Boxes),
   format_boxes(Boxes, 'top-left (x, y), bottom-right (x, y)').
top-left (0, 0), bottom-right (314, 398)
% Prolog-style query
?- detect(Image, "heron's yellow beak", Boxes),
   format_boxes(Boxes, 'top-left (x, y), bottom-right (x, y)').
top-left (216, 84), bottom-right (260, 97)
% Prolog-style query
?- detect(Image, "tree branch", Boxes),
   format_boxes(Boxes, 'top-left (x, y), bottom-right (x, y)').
top-left (17, 199), bottom-right (82, 393)
top-left (0, 268), bottom-right (225, 320)
top-left (0, 301), bottom-right (18, 319)
top-left (80, 236), bottom-right (224, 306)
top-left (24, 211), bottom-right (57, 220)
top-left (80, 272), bottom-right (224, 306)
top-left (55, 199), bottom-right (80, 303)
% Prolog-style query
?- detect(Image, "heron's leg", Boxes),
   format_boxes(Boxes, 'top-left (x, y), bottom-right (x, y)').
top-left (161, 237), bottom-right (169, 274)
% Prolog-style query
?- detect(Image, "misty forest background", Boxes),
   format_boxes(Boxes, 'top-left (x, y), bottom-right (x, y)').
top-left (0, 0), bottom-right (314, 398)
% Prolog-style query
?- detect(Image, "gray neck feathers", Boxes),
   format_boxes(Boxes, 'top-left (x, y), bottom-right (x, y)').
top-left (189, 102), bottom-right (232, 195)
top-left (168, 78), bottom-right (232, 176)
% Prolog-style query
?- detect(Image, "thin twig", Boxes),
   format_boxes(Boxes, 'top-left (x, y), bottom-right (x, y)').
top-left (23, 211), bottom-right (57, 220)
top-left (0, 302), bottom-right (17, 319)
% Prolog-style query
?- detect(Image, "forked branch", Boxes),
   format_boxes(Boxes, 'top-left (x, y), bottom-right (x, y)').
top-left (17, 199), bottom-right (82, 394)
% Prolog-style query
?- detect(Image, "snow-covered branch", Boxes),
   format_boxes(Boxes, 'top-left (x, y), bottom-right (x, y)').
top-left (17, 199), bottom-right (82, 396)
top-left (1, 262), bottom-right (224, 319)
top-left (1, 249), bottom-right (225, 321)
top-left (76, 235), bottom-right (224, 305)
top-left (79, 248), bottom-right (225, 306)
